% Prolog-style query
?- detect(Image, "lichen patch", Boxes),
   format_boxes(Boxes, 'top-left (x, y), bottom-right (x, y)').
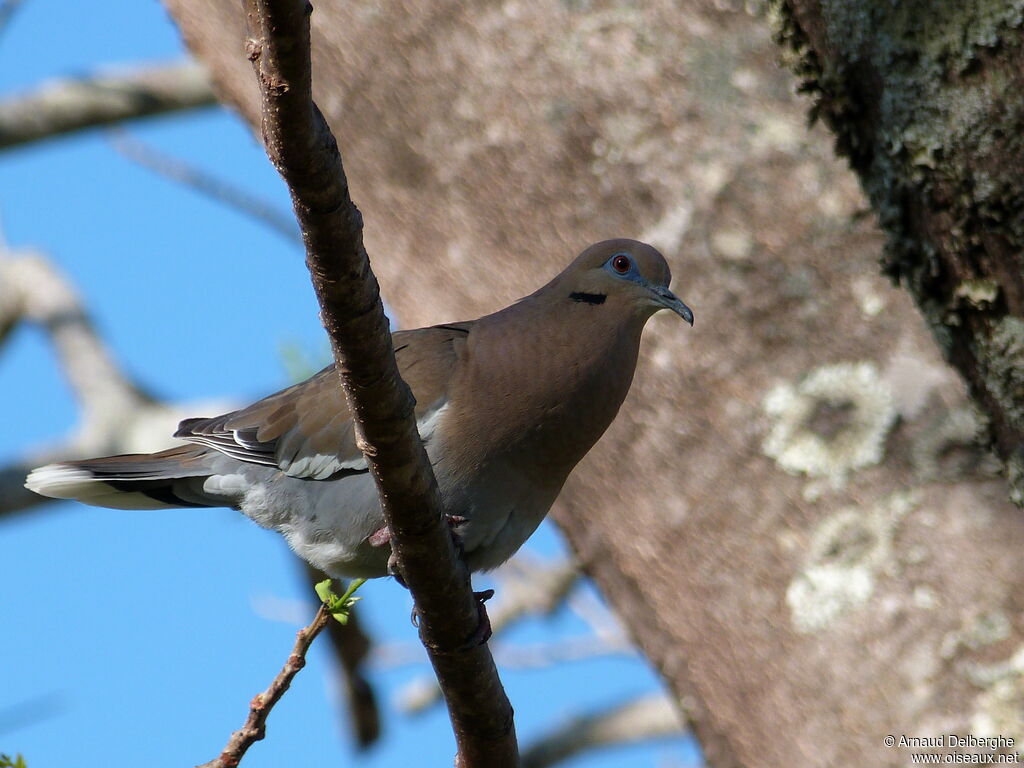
top-left (787, 491), bottom-right (918, 633)
top-left (968, 644), bottom-right (1024, 750)
top-left (944, 611), bottom-right (1014, 661)
top-left (763, 361), bottom-right (897, 486)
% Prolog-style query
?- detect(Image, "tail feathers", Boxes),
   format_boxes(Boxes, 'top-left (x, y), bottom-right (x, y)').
top-left (26, 445), bottom-right (224, 510)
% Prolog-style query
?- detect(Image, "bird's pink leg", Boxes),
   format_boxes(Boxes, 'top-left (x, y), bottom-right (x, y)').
top-left (367, 526), bottom-right (392, 548)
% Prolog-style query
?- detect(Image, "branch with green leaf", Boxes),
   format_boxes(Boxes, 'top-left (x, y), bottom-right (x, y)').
top-left (198, 579), bottom-right (365, 768)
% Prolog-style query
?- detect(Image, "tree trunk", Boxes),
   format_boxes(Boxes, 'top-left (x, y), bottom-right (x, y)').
top-left (775, 0), bottom-right (1024, 504)
top-left (163, 1), bottom-right (1024, 765)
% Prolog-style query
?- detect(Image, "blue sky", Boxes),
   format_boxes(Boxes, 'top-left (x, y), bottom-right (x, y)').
top-left (0, 2), bottom-right (698, 766)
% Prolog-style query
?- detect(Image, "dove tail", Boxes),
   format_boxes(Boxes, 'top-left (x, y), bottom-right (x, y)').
top-left (25, 444), bottom-right (225, 510)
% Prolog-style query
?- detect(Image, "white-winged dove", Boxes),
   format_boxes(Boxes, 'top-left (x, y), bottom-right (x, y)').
top-left (26, 239), bottom-right (692, 578)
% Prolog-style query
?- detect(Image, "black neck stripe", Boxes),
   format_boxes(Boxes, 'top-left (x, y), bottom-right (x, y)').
top-left (569, 291), bottom-right (606, 305)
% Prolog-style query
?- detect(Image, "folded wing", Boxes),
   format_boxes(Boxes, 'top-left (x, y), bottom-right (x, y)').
top-left (174, 323), bottom-right (472, 480)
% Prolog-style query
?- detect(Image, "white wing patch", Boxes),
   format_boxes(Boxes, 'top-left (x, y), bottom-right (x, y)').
top-left (280, 401), bottom-right (449, 481)
top-left (180, 429), bottom-right (279, 467)
top-left (415, 401), bottom-right (449, 443)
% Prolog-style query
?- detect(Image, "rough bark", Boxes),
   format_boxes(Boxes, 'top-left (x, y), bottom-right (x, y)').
top-left (773, 0), bottom-right (1024, 504)
top-left (239, 1), bottom-right (517, 765)
top-left (162, 1), bottom-right (1024, 766)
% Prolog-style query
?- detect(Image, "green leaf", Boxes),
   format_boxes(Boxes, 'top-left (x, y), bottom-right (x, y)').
top-left (314, 578), bottom-right (366, 625)
top-left (314, 578), bottom-right (336, 605)
top-left (0, 753), bottom-right (28, 768)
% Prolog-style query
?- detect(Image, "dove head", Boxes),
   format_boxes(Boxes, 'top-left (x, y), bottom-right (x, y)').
top-left (551, 239), bottom-right (694, 325)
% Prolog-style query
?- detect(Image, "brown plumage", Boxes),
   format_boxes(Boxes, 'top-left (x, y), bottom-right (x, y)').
top-left (26, 239), bottom-right (692, 577)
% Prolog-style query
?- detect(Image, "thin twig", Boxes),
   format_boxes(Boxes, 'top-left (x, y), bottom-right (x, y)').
top-left (520, 695), bottom-right (690, 768)
top-left (2, 252), bottom-right (145, 415)
top-left (0, 60), bottom-right (216, 150)
top-left (0, 0), bottom-right (25, 41)
top-left (0, 692), bottom-right (66, 736)
top-left (197, 604), bottom-right (331, 768)
top-left (302, 564), bottom-right (381, 749)
top-left (566, 587), bottom-right (628, 647)
top-left (108, 129), bottom-right (301, 245)
top-left (242, 1), bottom-right (518, 766)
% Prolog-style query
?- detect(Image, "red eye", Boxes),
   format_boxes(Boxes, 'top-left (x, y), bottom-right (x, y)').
top-left (611, 254), bottom-right (631, 274)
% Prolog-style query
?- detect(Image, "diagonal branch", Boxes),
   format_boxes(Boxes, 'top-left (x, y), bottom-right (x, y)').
top-left (198, 604), bottom-right (332, 768)
top-left (107, 129), bottom-right (302, 245)
top-left (241, 1), bottom-right (518, 766)
top-left (301, 564), bottom-right (380, 749)
top-left (5, 252), bottom-right (145, 415)
top-left (398, 558), bottom-right (582, 714)
top-left (0, 247), bottom-right (154, 518)
top-left (0, 60), bottom-right (216, 151)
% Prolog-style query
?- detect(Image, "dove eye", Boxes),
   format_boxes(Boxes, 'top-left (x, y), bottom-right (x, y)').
top-left (611, 254), bottom-right (632, 274)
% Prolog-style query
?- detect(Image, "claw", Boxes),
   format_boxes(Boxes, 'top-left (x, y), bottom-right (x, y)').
top-left (408, 588), bottom-right (494, 648)
top-left (446, 514), bottom-right (466, 559)
top-left (379, 515), bottom-right (489, 644)
top-left (387, 551), bottom-right (408, 588)
top-left (461, 589), bottom-right (494, 648)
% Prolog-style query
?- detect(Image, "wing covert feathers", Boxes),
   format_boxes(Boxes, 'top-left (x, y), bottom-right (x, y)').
top-left (172, 323), bottom-right (471, 479)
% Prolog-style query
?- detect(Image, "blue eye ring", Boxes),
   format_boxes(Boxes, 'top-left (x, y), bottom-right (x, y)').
top-left (610, 253), bottom-right (632, 274)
